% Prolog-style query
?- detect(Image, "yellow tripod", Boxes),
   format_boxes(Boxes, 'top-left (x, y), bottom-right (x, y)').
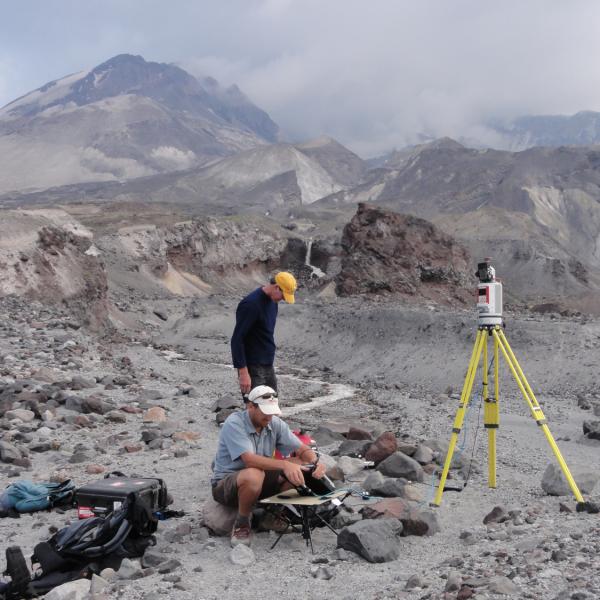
top-left (432, 325), bottom-right (584, 506)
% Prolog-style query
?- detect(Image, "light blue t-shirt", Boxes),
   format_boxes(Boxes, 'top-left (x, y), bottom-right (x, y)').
top-left (211, 410), bottom-right (302, 484)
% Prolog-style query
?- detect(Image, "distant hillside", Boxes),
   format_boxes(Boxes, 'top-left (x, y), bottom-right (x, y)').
top-left (317, 138), bottom-right (600, 303)
top-left (0, 137), bottom-right (367, 210)
top-left (0, 54), bottom-right (279, 194)
top-left (491, 111), bottom-right (600, 150)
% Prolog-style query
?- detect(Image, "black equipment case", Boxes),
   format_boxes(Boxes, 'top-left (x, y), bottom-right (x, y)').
top-left (74, 472), bottom-right (168, 522)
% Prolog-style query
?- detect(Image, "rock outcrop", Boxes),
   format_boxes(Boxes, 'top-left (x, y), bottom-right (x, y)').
top-left (336, 203), bottom-right (473, 305)
top-left (0, 209), bottom-right (108, 329)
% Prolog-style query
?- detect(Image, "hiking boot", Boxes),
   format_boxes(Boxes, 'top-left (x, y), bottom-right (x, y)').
top-left (259, 511), bottom-right (289, 533)
top-left (231, 522), bottom-right (252, 547)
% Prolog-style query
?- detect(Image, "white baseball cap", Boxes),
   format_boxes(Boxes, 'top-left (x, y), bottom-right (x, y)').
top-left (248, 385), bottom-right (281, 415)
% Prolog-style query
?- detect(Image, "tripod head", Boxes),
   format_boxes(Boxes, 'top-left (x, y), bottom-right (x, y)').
top-left (476, 259), bottom-right (502, 327)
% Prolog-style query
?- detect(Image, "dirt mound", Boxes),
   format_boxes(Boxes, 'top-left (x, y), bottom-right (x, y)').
top-left (0, 209), bottom-right (108, 329)
top-left (336, 203), bottom-right (473, 305)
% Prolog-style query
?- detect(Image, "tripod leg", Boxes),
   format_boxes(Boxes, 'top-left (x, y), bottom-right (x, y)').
top-left (433, 329), bottom-right (487, 506)
top-left (493, 329), bottom-right (584, 503)
top-left (484, 332), bottom-right (499, 488)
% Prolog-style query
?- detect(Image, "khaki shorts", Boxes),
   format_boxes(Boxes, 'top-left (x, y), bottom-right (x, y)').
top-left (212, 470), bottom-right (283, 507)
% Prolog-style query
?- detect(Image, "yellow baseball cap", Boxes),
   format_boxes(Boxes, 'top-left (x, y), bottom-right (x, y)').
top-left (274, 271), bottom-right (297, 304)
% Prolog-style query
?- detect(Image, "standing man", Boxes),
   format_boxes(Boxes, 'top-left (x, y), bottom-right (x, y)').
top-left (231, 271), bottom-right (297, 401)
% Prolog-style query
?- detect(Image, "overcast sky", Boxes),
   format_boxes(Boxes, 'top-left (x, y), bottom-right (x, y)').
top-left (2, 0), bottom-right (600, 156)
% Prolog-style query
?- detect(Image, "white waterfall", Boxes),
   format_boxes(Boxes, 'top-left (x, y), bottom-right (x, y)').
top-left (304, 239), bottom-right (326, 278)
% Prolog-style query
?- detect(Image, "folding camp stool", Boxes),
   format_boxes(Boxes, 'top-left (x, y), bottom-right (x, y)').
top-left (260, 489), bottom-right (350, 553)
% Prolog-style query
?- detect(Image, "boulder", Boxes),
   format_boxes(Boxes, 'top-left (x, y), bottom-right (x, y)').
top-left (44, 579), bottom-right (90, 600)
top-left (371, 478), bottom-right (407, 498)
top-left (311, 426), bottom-right (346, 446)
top-left (583, 420), bottom-right (600, 440)
top-left (69, 376), bottom-right (96, 390)
top-left (0, 441), bottom-right (22, 463)
top-left (202, 496), bottom-right (237, 536)
top-left (346, 427), bottom-right (373, 440)
top-left (361, 498), bottom-right (410, 520)
top-left (230, 544), bottom-right (255, 566)
top-left (413, 444), bottom-right (435, 465)
top-left (377, 452), bottom-right (424, 482)
top-left (483, 505), bottom-right (509, 524)
top-left (5, 409), bottom-right (35, 422)
top-left (82, 396), bottom-right (112, 415)
top-left (487, 576), bottom-right (519, 595)
top-left (362, 470), bottom-right (385, 493)
top-left (364, 432), bottom-right (397, 464)
top-left (402, 507), bottom-right (440, 536)
top-left (337, 439), bottom-right (372, 458)
top-left (211, 394), bottom-right (241, 412)
top-left (337, 456), bottom-right (366, 478)
top-left (143, 406), bottom-right (167, 422)
top-left (541, 463), bottom-right (598, 496)
top-left (337, 518), bottom-right (403, 563)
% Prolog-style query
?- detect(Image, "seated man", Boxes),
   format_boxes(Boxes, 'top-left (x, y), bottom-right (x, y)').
top-left (211, 385), bottom-right (327, 546)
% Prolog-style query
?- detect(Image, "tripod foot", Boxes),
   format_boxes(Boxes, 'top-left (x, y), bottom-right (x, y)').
top-left (576, 501), bottom-right (600, 514)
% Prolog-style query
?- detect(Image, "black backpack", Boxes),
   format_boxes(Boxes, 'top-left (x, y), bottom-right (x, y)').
top-left (0, 495), bottom-right (155, 599)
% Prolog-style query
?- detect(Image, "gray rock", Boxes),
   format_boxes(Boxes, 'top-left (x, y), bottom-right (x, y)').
top-left (330, 507), bottom-right (362, 529)
top-left (230, 544), bottom-right (255, 566)
top-left (445, 571), bottom-right (462, 592)
top-left (0, 441), bottom-right (22, 463)
top-left (82, 396), bottom-right (112, 415)
top-left (216, 408), bottom-right (237, 425)
top-left (371, 478), bottom-right (406, 498)
top-left (69, 376), bottom-right (96, 390)
top-left (64, 396), bottom-right (83, 412)
top-left (542, 463), bottom-right (598, 496)
top-left (413, 444), bottom-right (434, 465)
top-left (117, 558), bottom-right (143, 580)
top-left (337, 518), bottom-right (403, 563)
top-left (403, 507), bottom-right (441, 536)
top-left (311, 426), bottom-right (346, 446)
top-left (69, 451), bottom-right (90, 464)
top-left (201, 496), bottom-right (236, 536)
top-left (377, 452), bottom-right (424, 482)
top-left (141, 429), bottom-right (161, 443)
top-left (141, 552), bottom-right (165, 568)
top-left (5, 409), bottom-right (35, 422)
top-left (583, 420), bottom-right (600, 440)
top-left (311, 566), bottom-right (333, 580)
top-left (405, 574), bottom-right (424, 590)
top-left (89, 574), bottom-right (109, 594)
top-left (483, 505), bottom-right (509, 524)
top-left (44, 578), bottom-right (90, 600)
top-left (362, 470), bottom-right (385, 492)
top-left (153, 309), bottom-right (169, 321)
top-left (487, 575), bottom-right (519, 595)
top-left (337, 439), bottom-right (371, 458)
top-left (29, 441), bottom-right (52, 453)
top-left (337, 456), bottom-right (366, 478)
top-left (105, 410), bottom-right (127, 423)
top-left (157, 558), bottom-right (182, 574)
top-left (211, 394), bottom-right (241, 412)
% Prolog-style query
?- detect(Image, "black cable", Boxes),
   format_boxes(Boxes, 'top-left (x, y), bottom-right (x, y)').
top-left (463, 355), bottom-right (495, 487)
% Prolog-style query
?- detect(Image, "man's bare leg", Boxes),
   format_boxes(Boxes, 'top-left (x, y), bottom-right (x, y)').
top-left (236, 467), bottom-right (265, 517)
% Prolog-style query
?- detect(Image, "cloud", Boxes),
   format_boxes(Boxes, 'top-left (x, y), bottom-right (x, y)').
top-left (3, 1), bottom-right (600, 156)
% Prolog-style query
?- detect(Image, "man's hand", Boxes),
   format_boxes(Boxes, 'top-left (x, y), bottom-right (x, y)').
top-left (238, 368), bottom-right (251, 394)
top-left (282, 461), bottom-right (307, 487)
top-left (311, 462), bottom-right (327, 479)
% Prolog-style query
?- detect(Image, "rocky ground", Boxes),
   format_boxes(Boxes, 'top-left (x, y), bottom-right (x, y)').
top-left (1, 290), bottom-right (600, 600)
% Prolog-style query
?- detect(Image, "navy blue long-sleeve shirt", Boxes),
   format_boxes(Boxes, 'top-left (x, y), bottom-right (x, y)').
top-left (231, 288), bottom-right (278, 369)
